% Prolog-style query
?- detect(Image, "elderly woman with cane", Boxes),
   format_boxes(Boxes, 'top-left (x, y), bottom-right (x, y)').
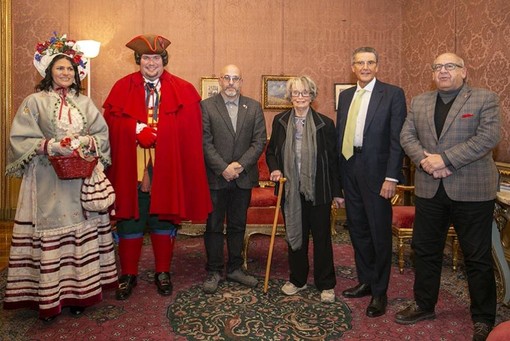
top-left (265, 75), bottom-right (343, 303)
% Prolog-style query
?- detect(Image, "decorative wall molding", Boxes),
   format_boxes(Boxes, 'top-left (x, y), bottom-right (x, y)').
top-left (0, 0), bottom-right (17, 220)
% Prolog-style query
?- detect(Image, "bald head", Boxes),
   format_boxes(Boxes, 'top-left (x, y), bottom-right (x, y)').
top-left (434, 53), bottom-right (464, 68)
top-left (221, 64), bottom-right (242, 78)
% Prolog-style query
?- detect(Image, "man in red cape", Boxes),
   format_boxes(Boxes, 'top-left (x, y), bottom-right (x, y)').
top-left (103, 33), bottom-right (211, 300)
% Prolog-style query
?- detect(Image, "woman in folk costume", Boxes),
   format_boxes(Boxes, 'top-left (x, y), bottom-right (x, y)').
top-left (4, 33), bottom-right (117, 323)
top-left (103, 34), bottom-right (212, 300)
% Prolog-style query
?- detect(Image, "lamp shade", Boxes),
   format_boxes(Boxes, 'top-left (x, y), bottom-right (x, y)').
top-left (75, 40), bottom-right (101, 58)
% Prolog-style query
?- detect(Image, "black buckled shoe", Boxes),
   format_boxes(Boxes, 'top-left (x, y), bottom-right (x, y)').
top-left (366, 295), bottom-right (387, 317)
top-left (70, 306), bottom-right (85, 317)
top-left (342, 283), bottom-right (371, 298)
top-left (41, 315), bottom-right (57, 325)
top-left (155, 272), bottom-right (173, 296)
top-left (115, 274), bottom-right (137, 301)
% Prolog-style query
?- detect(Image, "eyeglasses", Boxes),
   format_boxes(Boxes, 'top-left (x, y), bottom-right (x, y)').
top-left (291, 90), bottom-right (311, 97)
top-left (221, 75), bottom-right (241, 83)
top-left (431, 63), bottom-right (463, 72)
top-left (353, 61), bottom-right (377, 67)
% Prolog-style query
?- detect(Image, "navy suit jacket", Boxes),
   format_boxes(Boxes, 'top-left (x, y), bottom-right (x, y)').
top-left (336, 80), bottom-right (407, 192)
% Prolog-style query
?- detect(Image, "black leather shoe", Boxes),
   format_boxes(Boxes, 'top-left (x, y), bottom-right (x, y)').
top-left (342, 283), bottom-right (371, 298)
top-left (41, 315), bottom-right (57, 325)
top-left (70, 306), bottom-right (85, 317)
top-left (472, 322), bottom-right (492, 341)
top-left (155, 272), bottom-right (173, 296)
top-left (366, 295), bottom-right (387, 317)
top-left (115, 274), bottom-right (137, 301)
top-left (395, 302), bottom-right (436, 325)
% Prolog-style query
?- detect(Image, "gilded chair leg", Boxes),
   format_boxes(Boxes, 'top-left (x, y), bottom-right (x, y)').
top-left (398, 237), bottom-right (405, 274)
top-left (330, 205), bottom-right (337, 236)
top-left (452, 236), bottom-right (459, 271)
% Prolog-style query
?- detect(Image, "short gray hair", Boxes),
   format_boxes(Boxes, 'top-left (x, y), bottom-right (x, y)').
top-left (351, 47), bottom-right (379, 64)
top-left (285, 76), bottom-right (318, 101)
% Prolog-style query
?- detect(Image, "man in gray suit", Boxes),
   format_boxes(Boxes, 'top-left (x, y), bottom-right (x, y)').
top-left (201, 64), bottom-right (267, 293)
top-left (396, 53), bottom-right (500, 341)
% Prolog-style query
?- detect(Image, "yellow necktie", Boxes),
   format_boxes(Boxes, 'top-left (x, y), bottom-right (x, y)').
top-left (342, 89), bottom-right (366, 159)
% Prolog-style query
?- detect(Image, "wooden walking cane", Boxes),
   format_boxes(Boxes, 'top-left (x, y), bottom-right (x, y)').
top-left (263, 177), bottom-right (286, 293)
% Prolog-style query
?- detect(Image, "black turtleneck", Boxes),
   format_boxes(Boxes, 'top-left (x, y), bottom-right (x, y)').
top-left (434, 86), bottom-right (462, 138)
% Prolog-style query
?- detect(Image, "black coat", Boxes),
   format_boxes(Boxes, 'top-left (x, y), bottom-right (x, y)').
top-left (266, 108), bottom-right (342, 206)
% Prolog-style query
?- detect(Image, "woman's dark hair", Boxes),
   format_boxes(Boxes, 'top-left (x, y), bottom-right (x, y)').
top-left (35, 54), bottom-right (82, 94)
top-left (134, 50), bottom-right (169, 66)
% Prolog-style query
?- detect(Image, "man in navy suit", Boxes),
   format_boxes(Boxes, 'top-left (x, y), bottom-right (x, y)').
top-left (337, 47), bottom-right (407, 317)
top-left (201, 64), bottom-right (267, 294)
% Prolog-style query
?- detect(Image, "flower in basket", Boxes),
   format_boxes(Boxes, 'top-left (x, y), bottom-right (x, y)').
top-left (33, 32), bottom-right (88, 80)
top-left (59, 135), bottom-right (95, 158)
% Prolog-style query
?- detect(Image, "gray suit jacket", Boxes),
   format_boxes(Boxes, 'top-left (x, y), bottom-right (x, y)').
top-left (400, 84), bottom-right (501, 201)
top-left (201, 94), bottom-right (267, 190)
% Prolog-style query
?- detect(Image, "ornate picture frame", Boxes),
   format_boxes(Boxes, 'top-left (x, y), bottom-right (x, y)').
top-left (334, 83), bottom-right (356, 111)
top-left (262, 75), bottom-right (294, 110)
top-left (200, 77), bottom-right (219, 100)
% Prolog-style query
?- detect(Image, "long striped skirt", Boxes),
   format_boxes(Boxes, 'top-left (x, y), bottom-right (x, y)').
top-left (3, 212), bottom-right (118, 319)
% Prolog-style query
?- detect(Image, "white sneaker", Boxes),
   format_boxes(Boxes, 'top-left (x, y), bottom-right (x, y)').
top-left (281, 281), bottom-right (307, 295)
top-left (321, 289), bottom-right (335, 303)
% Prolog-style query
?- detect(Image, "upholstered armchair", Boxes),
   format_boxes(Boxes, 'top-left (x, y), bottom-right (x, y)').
top-left (391, 185), bottom-right (459, 274)
top-left (242, 142), bottom-right (285, 270)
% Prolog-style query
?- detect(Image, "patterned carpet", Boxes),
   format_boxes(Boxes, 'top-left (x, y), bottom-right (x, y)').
top-left (0, 227), bottom-right (509, 340)
top-left (168, 279), bottom-right (352, 340)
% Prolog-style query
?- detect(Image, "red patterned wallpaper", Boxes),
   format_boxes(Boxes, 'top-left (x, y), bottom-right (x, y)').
top-left (402, 0), bottom-right (510, 161)
top-left (10, 0), bottom-right (510, 160)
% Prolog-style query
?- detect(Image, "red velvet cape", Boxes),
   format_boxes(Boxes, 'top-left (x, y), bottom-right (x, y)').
top-left (103, 71), bottom-right (212, 222)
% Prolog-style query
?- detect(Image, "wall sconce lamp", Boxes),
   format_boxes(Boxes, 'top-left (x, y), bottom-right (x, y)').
top-left (75, 40), bottom-right (101, 97)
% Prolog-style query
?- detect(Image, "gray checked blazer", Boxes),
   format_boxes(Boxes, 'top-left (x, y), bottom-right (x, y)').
top-left (201, 94), bottom-right (267, 190)
top-left (400, 84), bottom-right (501, 201)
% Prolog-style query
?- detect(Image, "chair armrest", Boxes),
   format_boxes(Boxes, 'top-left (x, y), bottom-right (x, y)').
top-left (259, 180), bottom-right (275, 188)
top-left (392, 185), bottom-right (415, 206)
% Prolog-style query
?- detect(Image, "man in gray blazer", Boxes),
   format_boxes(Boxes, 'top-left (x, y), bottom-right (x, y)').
top-left (201, 64), bottom-right (267, 293)
top-left (396, 53), bottom-right (500, 341)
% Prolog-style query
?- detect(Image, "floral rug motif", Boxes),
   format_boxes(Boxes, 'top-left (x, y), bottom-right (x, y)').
top-left (0, 226), bottom-right (509, 340)
top-left (167, 279), bottom-right (352, 340)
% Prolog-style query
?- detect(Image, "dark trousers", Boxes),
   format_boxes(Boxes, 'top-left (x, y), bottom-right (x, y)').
top-left (343, 154), bottom-right (393, 296)
top-left (204, 182), bottom-right (251, 274)
top-left (287, 196), bottom-right (336, 291)
top-left (413, 183), bottom-right (496, 325)
top-left (116, 189), bottom-right (175, 235)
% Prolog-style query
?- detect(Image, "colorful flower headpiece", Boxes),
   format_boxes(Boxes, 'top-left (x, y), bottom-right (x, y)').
top-left (33, 32), bottom-right (88, 80)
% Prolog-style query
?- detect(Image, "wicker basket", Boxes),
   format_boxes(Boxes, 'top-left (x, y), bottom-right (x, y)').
top-left (48, 155), bottom-right (99, 179)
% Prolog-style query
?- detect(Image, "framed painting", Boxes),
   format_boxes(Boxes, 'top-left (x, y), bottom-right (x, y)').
top-left (334, 83), bottom-right (356, 111)
top-left (262, 75), bottom-right (294, 110)
top-left (200, 77), bottom-right (219, 100)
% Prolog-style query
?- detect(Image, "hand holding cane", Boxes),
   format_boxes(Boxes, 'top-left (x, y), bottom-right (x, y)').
top-left (264, 177), bottom-right (286, 293)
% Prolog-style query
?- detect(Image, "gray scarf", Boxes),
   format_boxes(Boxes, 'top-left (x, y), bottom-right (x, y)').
top-left (283, 109), bottom-right (317, 251)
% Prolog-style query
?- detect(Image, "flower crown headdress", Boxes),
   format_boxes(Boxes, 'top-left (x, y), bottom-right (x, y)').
top-left (33, 32), bottom-right (88, 80)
